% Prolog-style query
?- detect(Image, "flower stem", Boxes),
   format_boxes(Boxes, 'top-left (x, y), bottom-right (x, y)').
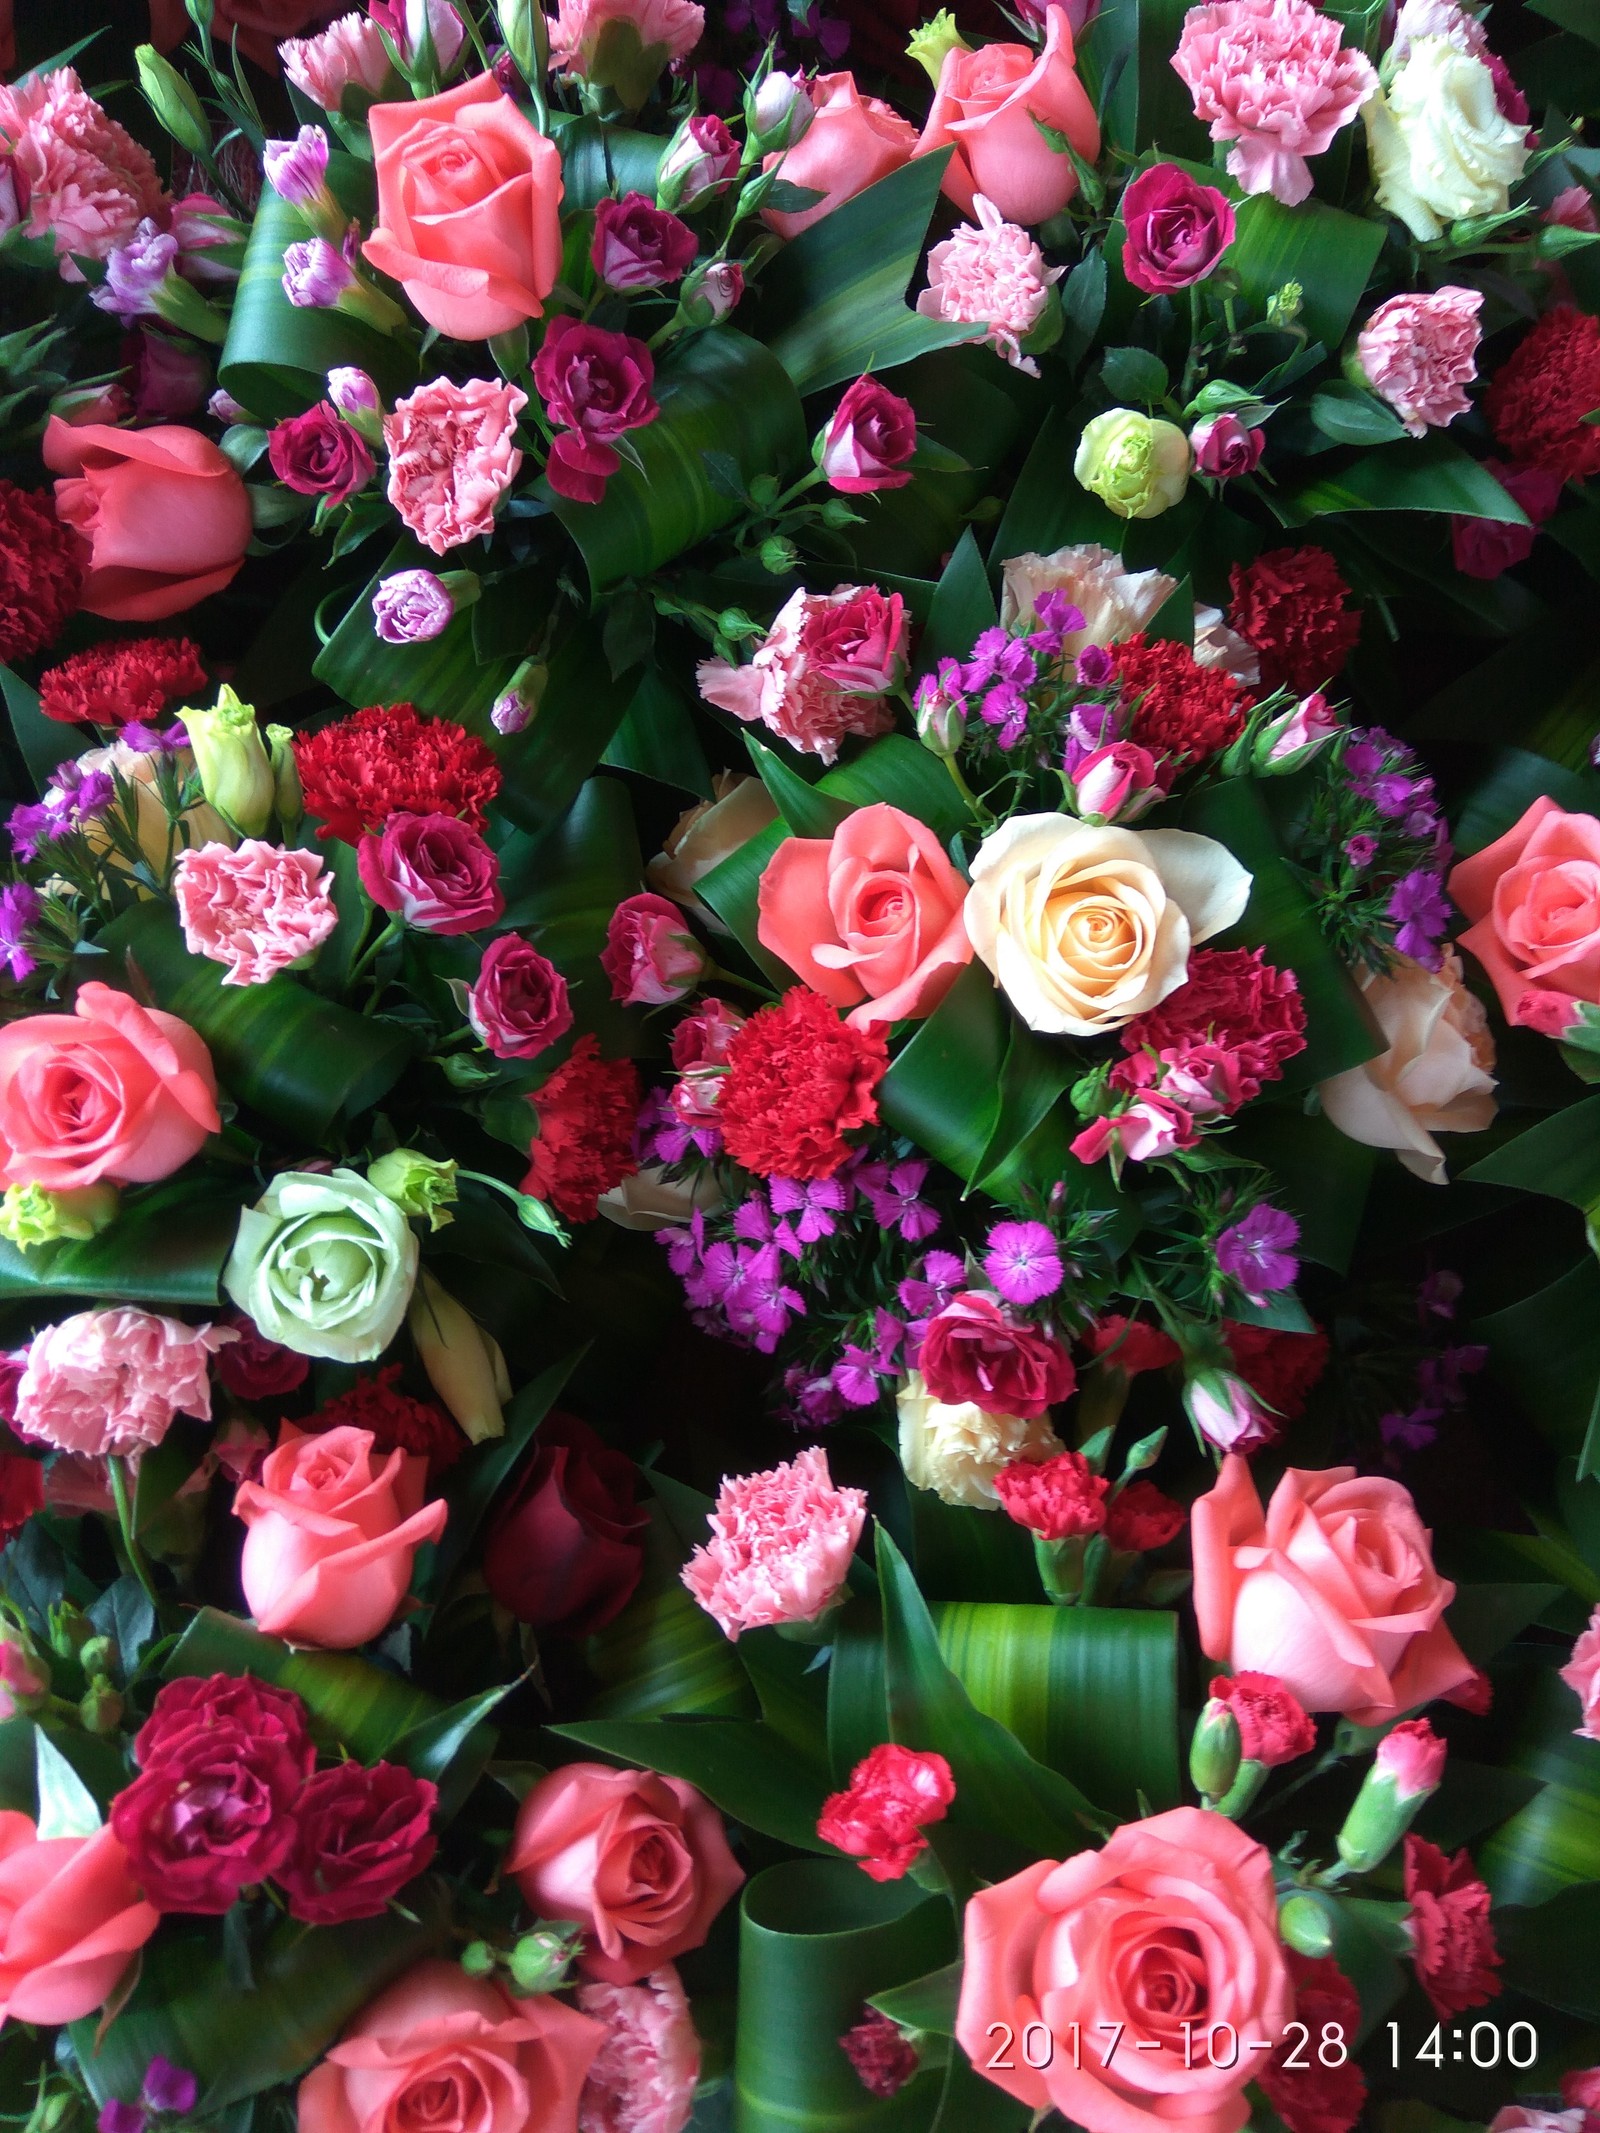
top-left (107, 1455), bottom-right (160, 1616)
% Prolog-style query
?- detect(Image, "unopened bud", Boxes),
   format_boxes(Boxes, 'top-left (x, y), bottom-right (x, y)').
top-left (135, 46), bottom-right (211, 155)
top-left (759, 535), bottom-right (798, 575)
top-left (1278, 1890), bottom-right (1336, 1959)
top-left (184, 684), bottom-right (276, 838)
top-left (460, 1940), bottom-right (498, 1977)
top-left (79, 1679), bottom-right (124, 1734)
top-left (1183, 1369), bottom-right (1272, 1455)
top-left (0, 1181), bottom-right (119, 1252)
top-left (1267, 280), bottom-right (1303, 329)
top-left (1189, 1698), bottom-right (1242, 1804)
top-left (506, 1924), bottom-right (583, 1995)
top-left (907, 9), bottom-right (972, 85)
top-left (368, 1149), bottom-right (458, 1231)
top-left (679, 258), bottom-right (745, 328)
top-left (492, 658), bottom-right (548, 736)
top-left (1336, 1719), bottom-right (1447, 1874)
top-left (746, 69), bottom-right (813, 150)
top-left (77, 1635), bottom-right (116, 1680)
top-left (265, 724), bottom-right (302, 830)
top-left (819, 497), bottom-right (858, 528)
top-left (492, 0), bottom-right (544, 83)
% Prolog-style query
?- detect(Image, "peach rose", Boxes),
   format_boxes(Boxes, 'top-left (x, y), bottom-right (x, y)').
top-left (507, 1763), bottom-right (744, 1985)
top-left (647, 773), bottom-right (780, 927)
top-left (1449, 797), bottom-right (1600, 1038)
top-left (1318, 949), bottom-right (1496, 1184)
top-left (233, 1424), bottom-right (448, 1650)
top-left (1193, 1455), bottom-right (1474, 1724)
top-left (43, 417), bottom-right (252, 623)
top-left (0, 980), bottom-right (219, 1190)
top-left (917, 4), bottom-right (1101, 227)
top-left (0, 1813), bottom-right (158, 2026)
top-left (364, 75), bottom-right (563, 342)
top-left (956, 1805), bottom-right (1291, 2133)
top-left (963, 813), bottom-right (1251, 1035)
top-left (762, 72), bottom-right (919, 240)
top-left (758, 802), bottom-right (973, 1029)
top-left (298, 1959), bottom-right (601, 2133)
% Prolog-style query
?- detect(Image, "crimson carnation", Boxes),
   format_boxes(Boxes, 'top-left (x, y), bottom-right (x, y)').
top-left (0, 1455), bottom-right (42, 1547)
top-left (212, 1310), bottom-right (310, 1400)
top-left (1484, 304), bottom-right (1600, 480)
top-left (305, 1364), bottom-right (462, 1479)
top-left (276, 1759), bottom-right (438, 1925)
top-left (994, 1450), bottom-right (1107, 1540)
top-left (1104, 1478), bottom-right (1186, 1553)
top-left (0, 480), bottom-right (83, 666)
top-left (1221, 1320), bottom-right (1330, 1421)
top-left (840, 2010), bottom-right (920, 2100)
top-left (134, 1673), bottom-right (315, 1777)
top-left (1117, 948), bottom-right (1307, 1109)
top-left (1403, 1835), bottom-right (1503, 2019)
top-left (38, 636), bottom-right (206, 727)
top-left (521, 1033), bottom-right (640, 1222)
top-left (294, 703), bottom-right (501, 844)
top-left (1209, 1670), bottom-right (1316, 1767)
top-left (718, 988), bottom-right (889, 1180)
top-left (817, 1743), bottom-right (955, 1881)
top-left (1112, 633), bottom-right (1252, 765)
top-left (1259, 1953), bottom-right (1367, 2133)
top-left (1227, 547), bottom-right (1361, 694)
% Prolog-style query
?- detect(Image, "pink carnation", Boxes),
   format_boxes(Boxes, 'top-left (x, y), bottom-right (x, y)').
top-left (1547, 186), bottom-right (1600, 234)
top-left (551, 0), bottom-right (706, 76)
top-left (1357, 287), bottom-right (1483, 437)
top-left (681, 1446), bottom-right (867, 1640)
top-left (0, 67), bottom-right (168, 278)
top-left (696, 585), bottom-right (906, 765)
top-left (174, 840), bottom-right (339, 987)
top-left (384, 378), bottom-right (528, 556)
top-left (1172, 0), bottom-right (1377, 205)
top-left (916, 192), bottom-right (1062, 376)
top-left (1560, 1601), bottom-right (1600, 1741)
top-left (576, 1966), bottom-right (701, 2133)
top-left (15, 1307), bottom-right (232, 1457)
top-left (279, 13), bottom-right (394, 108)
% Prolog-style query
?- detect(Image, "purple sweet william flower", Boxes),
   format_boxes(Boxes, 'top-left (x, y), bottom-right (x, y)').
top-left (142, 2060), bottom-right (198, 2116)
top-left (1216, 1205), bottom-right (1300, 1301)
top-left (983, 1220), bottom-right (1063, 1306)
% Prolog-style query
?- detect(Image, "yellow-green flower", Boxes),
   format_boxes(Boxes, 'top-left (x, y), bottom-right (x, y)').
top-left (1073, 410), bottom-right (1192, 521)
top-left (184, 685), bottom-right (276, 839)
top-left (0, 1182), bottom-right (119, 1252)
top-left (368, 1149), bottom-right (458, 1232)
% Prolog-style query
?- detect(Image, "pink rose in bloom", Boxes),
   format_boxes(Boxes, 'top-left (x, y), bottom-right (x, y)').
top-left (591, 194), bottom-right (698, 290)
top-left (1451, 459), bottom-right (1565, 580)
top-left (602, 893), bottom-right (707, 1006)
top-left (697, 586), bottom-right (906, 764)
top-left (1450, 798), bottom-right (1600, 1037)
top-left (817, 1744), bottom-right (955, 1881)
top-left (669, 997), bottom-right (746, 1123)
top-left (550, 0), bottom-right (707, 78)
top-left (757, 802), bottom-right (972, 1028)
top-left (1357, 288), bottom-right (1484, 438)
top-left (268, 404), bottom-right (374, 505)
top-left (358, 812), bottom-right (506, 936)
top-left (1208, 1670), bottom-right (1315, 1766)
top-left (175, 840), bottom-right (339, 986)
top-left (0, 1816), bottom-right (158, 2024)
top-left (992, 1448), bottom-right (1107, 1538)
top-left (917, 1292), bottom-right (1077, 1420)
top-left (1560, 1601), bottom-right (1600, 1739)
top-left (384, 378), bottom-right (527, 556)
top-left (0, 68), bottom-right (166, 277)
top-left (1192, 1454), bottom-right (1474, 1722)
top-left (817, 376), bottom-right (918, 494)
top-left (469, 934), bottom-right (574, 1059)
top-left (1191, 412), bottom-right (1265, 480)
top-left (762, 73), bottom-right (919, 240)
top-left (917, 193), bottom-right (1062, 374)
top-left (508, 1764), bottom-right (744, 1984)
top-left (1120, 163), bottom-right (1236, 293)
top-left (1173, 0), bottom-right (1378, 205)
top-left (576, 1967), bottom-right (700, 2133)
top-left (957, 1807), bottom-right (1291, 2133)
top-left (681, 1446), bottom-right (866, 1640)
top-left (917, 4), bottom-right (1101, 227)
top-left (279, 14), bottom-right (395, 108)
top-left (534, 318), bottom-right (659, 506)
top-left (1377, 1716), bottom-right (1449, 1797)
top-left (1065, 739), bottom-right (1168, 821)
top-left (233, 1423), bottom-right (449, 1650)
top-left (15, 1308), bottom-right (230, 1458)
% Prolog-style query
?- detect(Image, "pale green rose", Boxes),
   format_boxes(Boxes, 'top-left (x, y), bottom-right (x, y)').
top-left (367, 1149), bottom-right (458, 1232)
top-left (223, 1167), bottom-right (419, 1362)
top-left (184, 684), bottom-right (276, 839)
top-left (1364, 40), bottom-right (1529, 243)
top-left (0, 1182), bottom-right (119, 1252)
top-left (1074, 410), bottom-right (1191, 521)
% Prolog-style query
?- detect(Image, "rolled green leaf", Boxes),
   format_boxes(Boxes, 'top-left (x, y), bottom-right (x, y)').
top-left (0, 1178), bottom-right (243, 1306)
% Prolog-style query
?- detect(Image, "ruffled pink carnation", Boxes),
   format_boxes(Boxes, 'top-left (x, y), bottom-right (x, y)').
top-left (1172, 0), bottom-right (1377, 205)
top-left (1560, 1602), bottom-right (1600, 1741)
top-left (1357, 287), bottom-right (1483, 437)
top-left (682, 1447), bottom-right (866, 1641)
top-left (279, 13), bottom-right (394, 108)
top-left (0, 67), bottom-right (168, 278)
top-left (696, 586), bottom-right (906, 765)
top-left (174, 839), bottom-right (339, 987)
top-left (384, 378), bottom-right (528, 556)
top-left (1546, 185), bottom-right (1600, 234)
top-left (15, 1307), bottom-right (232, 1457)
top-left (551, 0), bottom-right (706, 75)
top-left (916, 192), bottom-right (1063, 376)
top-left (575, 1966), bottom-right (701, 2133)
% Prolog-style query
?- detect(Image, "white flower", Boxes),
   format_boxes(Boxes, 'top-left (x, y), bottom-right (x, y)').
top-left (896, 1371), bottom-right (1062, 1508)
top-left (1318, 950), bottom-right (1497, 1184)
top-left (1364, 38), bottom-right (1529, 243)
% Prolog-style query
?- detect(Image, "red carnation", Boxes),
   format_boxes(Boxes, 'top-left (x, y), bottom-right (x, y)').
top-left (918, 1292), bottom-right (1077, 1420)
top-left (1116, 948), bottom-right (1307, 1110)
top-left (276, 1759), bottom-right (438, 1925)
top-left (817, 1743), bottom-right (955, 1882)
top-left (305, 1364), bottom-right (462, 1480)
top-left (1209, 1670), bottom-right (1316, 1767)
top-left (1085, 1314), bottom-right (1181, 1375)
top-left (840, 2010), bottom-right (920, 2100)
top-left (718, 987), bottom-right (888, 1180)
top-left (1104, 1478), bottom-right (1186, 1553)
top-left (1259, 1953), bottom-right (1367, 2133)
top-left (1112, 633), bottom-right (1252, 766)
top-left (1221, 1320), bottom-right (1330, 1422)
top-left (38, 636), bottom-right (206, 727)
top-left (0, 480), bottom-right (83, 666)
top-left (212, 1310), bottom-right (310, 1401)
top-left (0, 1455), bottom-right (43, 1547)
top-left (1228, 547), bottom-right (1361, 695)
top-left (1403, 1835), bottom-right (1503, 2020)
top-left (293, 703), bottom-right (501, 845)
top-left (521, 1034), bottom-right (640, 1222)
top-left (994, 1450), bottom-right (1107, 1539)
top-left (112, 1703), bottom-right (309, 1913)
top-left (1484, 305), bottom-right (1600, 480)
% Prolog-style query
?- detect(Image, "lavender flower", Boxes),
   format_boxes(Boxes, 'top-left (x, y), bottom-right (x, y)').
top-left (1215, 1205), bottom-right (1300, 1302)
top-left (856, 1159), bottom-right (939, 1242)
top-left (1034, 589), bottom-right (1085, 638)
top-left (0, 882), bottom-right (41, 981)
top-left (1381, 1406), bottom-right (1440, 1456)
top-left (1075, 644), bottom-right (1115, 688)
top-left (983, 1220), bottom-right (1062, 1306)
top-left (1343, 833), bottom-right (1378, 869)
top-left (208, 387), bottom-right (250, 425)
top-left (962, 628), bottom-right (1035, 696)
top-left (326, 365), bottom-right (379, 417)
top-left (372, 568), bottom-right (455, 644)
top-left (832, 1345), bottom-right (884, 1406)
top-left (264, 125), bottom-right (331, 209)
top-left (142, 2060), bottom-right (198, 2116)
top-left (282, 236), bottom-right (355, 308)
top-left (98, 2105), bottom-right (145, 2133)
top-left (1387, 868), bottom-right (1451, 968)
top-left (92, 218), bottom-right (179, 321)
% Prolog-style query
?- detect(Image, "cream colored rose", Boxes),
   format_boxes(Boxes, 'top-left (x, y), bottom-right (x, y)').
top-left (597, 1164), bottom-right (725, 1232)
top-left (1364, 40), bottom-right (1529, 243)
top-left (896, 1370), bottom-right (1062, 1509)
top-left (1317, 949), bottom-right (1497, 1184)
top-left (963, 814), bottom-right (1252, 1036)
top-left (646, 773), bottom-right (779, 931)
top-left (81, 742), bottom-right (234, 888)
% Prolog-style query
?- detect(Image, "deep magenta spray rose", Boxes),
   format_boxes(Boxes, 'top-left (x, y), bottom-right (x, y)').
top-left (601, 892), bottom-right (707, 1006)
top-left (467, 933), bottom-right (574, 1059)
top-left (111, 1717), bottom-right (306, 1912)
top-left (1191, 411), bottom-right (1266, 479)
top-left (533, 316), bottom-right (660, 505)
top-left (1120, 163), bottom-right (1237, 294)
top-left (277, 1760), bottom-right (438, 1925)
top-left (916, 1291), bottom-right (1078, 1419)
top-left (591, 193), bottom-right (698, 290)
top-left (266, 401), bottom-right (373, 504)
top-left (357, 811), bottom-right (505, 935)
top-left (817, 376), bottom-right (918, 494)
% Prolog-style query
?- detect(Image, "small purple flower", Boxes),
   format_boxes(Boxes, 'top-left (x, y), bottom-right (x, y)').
top-left (1215, 1205), bottom-right (1300, 1300)
top-left (264, 125), bottom-right (330, 209)
top-left (1033, 589), bottom-right (1085, 638)
top-left (372, 568), bottom-right (455, 645)
top-left (1075, 644), bottom-right (1116, 688)
top-left (873, 1308), bottom-right (906, 1367)
top-left (327, 365), bottom-right (379, 417)
top-left (1418, 1269), bottom-right (1462, 1322)
top-left (983, 1220), bottom-right (1062, 1306)
top-left (769, 1174), bottom-right (850, 1246)
top-left (92, 217), bottom-right (179, 320)
top-left (208, 387), bottom-right (250, 425)
top-left (1380, 1405), bottom-right (1441, 1456)
top-left (962, 628), bottom-right (1035, 695)
top-left (783, 1365), bottom-right (845, 1428)
top-left (120, 719), bottom-right (187, 756)
top-left (0, 882), bottom-right (41, 982)
top-left (1343, 833), bottom-right (1378, 870)
top-left (6, 802), bottom-right (57, 864)
top-left (1371, 770), bottom-right (1429, 821)
top-left (733, 1194), bottom-right (776, 1245)
top-left (979, 680), bottom-right (1029, 750)
top-left (142, 2061), bottom-right (198, 2117)
top-left (832, 1345), bottom-right (883, 1406)
top-left (98, 2107), bottom-right (145, 2133)
top-left (1388, 868), bottom-right (1451, 968)
top-left (1416, 1343), bottom-right (1488, 1407)
top-left (856, 1159), bottom-right (938, 1242)
top-left (282, 236), bottom-right (355, 308)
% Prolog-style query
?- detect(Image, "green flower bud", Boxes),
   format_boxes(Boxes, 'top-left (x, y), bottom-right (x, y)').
top-left (819, 497), bottom-right (859, 528)
top-left (79, 1678), bottom-right (124, 1735)
top-left (493, 0), bottom-right (545, 84)
top-left (0, 1182), bottom-right (119, 1252)
top-left (1073, 410), bottom-right (1192, 521)
top-left (77, 1635), bottom-right (116, 1681)
top-left (460, 1940), bottom-right (498, 1978)
top-left (368, 1149), bottom-right (459, 1231)
top-left (759, 535), bottom-right (799, 575)
top-left (1278, 1890), bottom-right (1336, 1959)
top-left (907, 10), bottom-right (971, 85)
top-left (1267, 280), bottom-right (1303, 328)
top-left (184, 684), bottom-right (276, 839)
top-left (265, 724), bottom-right (303, 830)
top-left (506, 1924), bottom-right (583, 1995)
top-left (408, 1268), bottom-right (505, 1444)
top-left (135, 46), bottom-right (211, 154)
top-left (1189, 1697), bottom-right (1242, 1804)
top-left (48, 1605), bottom-right (94, 1663)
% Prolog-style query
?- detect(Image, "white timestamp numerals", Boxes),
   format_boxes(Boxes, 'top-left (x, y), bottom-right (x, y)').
top-left (980, 2022), bottom-right (1296, 2072)
top-left (1388, 2021), bottom-right (1539, 2070)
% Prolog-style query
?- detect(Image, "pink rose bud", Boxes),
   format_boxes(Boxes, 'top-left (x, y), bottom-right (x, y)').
top-left (1182, 1368), bottom-right (1276, 1454)
top-left (656, 115), bottom-right (740, 213)
top-left (591, 193), bottom-right (698, 291)
top-left (1336, 1717), bottom-right (1446, 1872)
top-left (816, 375), bottom-right (918, 495)
top-left (1257, 690), bottom-right (1341, 770)
top-left (327, 365), bottom-right (380, 417)
top-left (601, 892), bottom-right (707, 1006)
top-left (680, 258), bottom-right (745, 327)
top-left (1071, 1093), bottom-right (1196, 1169)
top-left (1191, 411), bottom-right (1265, 480)
top-left (0, 1626), bottom-right (49, 1719)
top-left (1068, 739), bottom-right (1166, 824)
top-left (264, 125), bottom-right (331, 210)
top-left (748, 68), bottom-right (813, 150)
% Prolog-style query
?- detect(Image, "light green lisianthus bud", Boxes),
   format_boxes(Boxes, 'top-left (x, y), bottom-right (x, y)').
top-left (1074, 410), bottom-right (1191, 521)
top-left (368, 1149), bottom-right (458, 1231)
top-left (223, 1167), bottom-right (419, 1363)
top-left (907, 10), bottom-right (970, 85)
top-left (184, 684), bottom-right (276, 838)
top-left (0, 1182), bottom-right (119, 1252)
top-left (135, 46), bottom-right (211, 154)
top-left (265, 724), bottom-right (303, 830)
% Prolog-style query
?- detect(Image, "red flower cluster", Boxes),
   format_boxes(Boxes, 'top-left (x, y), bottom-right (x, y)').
top-left (1209, 1669), bottom-right (1316, 1766)
top-left (0, 1454), bottom-right (43, 1547)
top-left (1085, 1314), bottom-right (1181, 1376)
top-left (839, 2010), bottom-right (921, 2100)
top-left (38, 636), bottom-right (206, 727)
top-left (305, 1365), bottom-right (463, 1480)
top-left (1259, 1953), bottom-right (1368, 2133)
top-left (1113, 633), bottom-right (1252, 765)
top-left (1221, 1320), bottom-right (1330, 1422)
top-left (1403, 1835), bottom-right (1502, 2020)
top-left (1104, 1479), bottom-right (1186, 1553)
top-left (276, 1759), bottom-right (438, 1925)
top-left (817, 1743), bottom-right (955, 1882)
top-left (718, 988), bottom-right (889, 1180)
top-left (1484, 304), bottom-right (1600, 481)
top-left (994, 1450), bottom-right (1108, 1540)
top-left (294, 703), bottom-right (501, 844)
top-left (0, 480), bottom-right (83, 666)
top-left (521, 1034), bottom-right (640, 1222)
top-left (1228, 547), bottom-right (1361, 695)
top-left (1116, 948), bottom-right (1307, 1112)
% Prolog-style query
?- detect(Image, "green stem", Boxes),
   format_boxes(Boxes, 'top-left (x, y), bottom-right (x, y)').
top-left (701, 961), bottom-right (777, 999)
top-left (349, 915), bottom-right (404, 989)
top-left (942, 753), bottom-right (988, 824)
top-left (107, 1456), bottom-right (160, 1617)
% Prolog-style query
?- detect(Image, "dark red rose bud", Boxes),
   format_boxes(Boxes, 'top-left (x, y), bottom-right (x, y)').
top-left (266, 400), bottom-right (373, 504)
top-left (1121, 163), bottom-right (1236, 295)
top-left (212, 1310), bottom-right (311, 1400)
top-left (0, 1452), bottom-right (42, 1545)
top-left (533, 317), bottom-right (659, 505)
top-left (482, 1411), bottom-right (648, 1634)
top-left (591, 192), bottom-right (698, 291)
top-left (111, 1716), bottom-right (305, 1913)
top-left (277, 1759), bottom-right (438, 1925)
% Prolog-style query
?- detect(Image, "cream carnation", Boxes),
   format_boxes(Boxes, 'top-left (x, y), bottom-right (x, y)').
top-left (897, 1370), bottom-right (1062, 1509)
top-left (16, 1307), bottom-right (232, 1458)
top-left (1000, 543), bottom-right (1176, 649)
top-left (1357, 288), bottom-right (1483, 437)
top-left (0, 68), bottom-right (167, 278)
top-left (279, 14), bottom-right (394, 109)
top-left (681, 1447), bottom-right (866, 1640)
top-left (384, 378), bottom-right (528, 556)
top-left (916, 193), bottom-right (1062, 376)
top-left (174, 840), bottom-right (339, 987)
top-left (963, 813), bottom-right (1252, 1036)
top-left (575, 1966), bottom-right (701, 2133)
top-left (1364, 38), bottom-right (1530, 242)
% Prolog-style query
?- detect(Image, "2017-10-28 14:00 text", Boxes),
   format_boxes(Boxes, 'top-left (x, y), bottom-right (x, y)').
top-left (981, 2020), bottom-right (1541, 2072)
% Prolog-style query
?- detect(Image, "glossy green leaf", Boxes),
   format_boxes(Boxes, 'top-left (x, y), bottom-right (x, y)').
top-left (1446, 745), bottom-right (1600, 852)
top-left (880, 964), bottom-right (1009, 1186)
top-left (551, 1717), bottom-right (830, 1853)
top-left (1480, 1667), bottom-right (1600, 1904)
top-left (1226, 1105), bottom-right (1374, 1276)
top-left (1230, 191), bottom-right (1385, 355)
top-left (312, 541), bottom-right (521, 723)
top-left (582, 1511), bottom-right (753, 1722)
top-left (1130, 0), bottom-right (1211, 155)
top-left (869, 1960), bottom-right (963, 2038)
top-left (1471, 1252), bottom-right (1600, 1468)
top-left (601, 666), bottom-right (713, 795)
top-left (1497, 1882), bottom-right (1600, 2017)
top-left (972, 1023), bottom-right (1079, 1200)
top-left (35, 1727), bottom-right (100, 1838)
top-left (746, 736), bottom-right (852, 840)
top-left (1280, 435), bottom-right (1532, 523)
top-left (551, 114), bottom-right (665, 206)
top-left (919, 527), bottom-right (999, 674)
top-left (1464, 1096), bottom-right (1600, 1206)
top-left (988, 403), bottom-right (1124, 568)
top-left (387, 1682), bottom-right (509, 1822)
top-left (0, 1177), bottom-right (244, 1306)
top-left (1, 663), bottom-right (72, 795)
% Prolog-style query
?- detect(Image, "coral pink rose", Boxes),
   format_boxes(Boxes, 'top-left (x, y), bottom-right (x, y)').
top-left (757, 803), bottom-right (972, 1029)
top-left (1448, 798), bottom-right (1600, 1038)
top-left (1192, 1455), bottom-right (1474, 1724)
top-left (0, 1813), bottom-right (158, 2025)
top-left (762, 72), bottom-right (919, 240)
top-left (507, 1763), bottom-right (744, 1985)
top-left (957, 1805), bottom-right (1291, 2133)
top-left (233, 1424), bottom-right (448, 1650)
top-left (364, 74), bottom-right (563, 341)
top-left (0, 980), bottom-right (219, 1190)
top-left (297, 1959), bottom-right (601, 2133)
top-left (917, 4), bottom-right (1101, 227)
top-left (43, 417), bottom-right (252, 623)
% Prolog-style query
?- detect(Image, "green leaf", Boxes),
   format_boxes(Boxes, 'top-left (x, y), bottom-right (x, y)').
top-left (312, 541), bottom-right (520, 725)
top-left (1131, 0), bottom-right (1212, 155)
top-left (551, 1717), bottom-right (832, 1853)
top-left (746, 736), bottom-right (853, 840)
top-left (1, 663), bottom-right (73, 795)
top-left (582, 1503), bottom-right (754, 1723)
top-left (1471, 1251), bottom-right (1600, 1469)
top-left (869, 1960), bottom-right (963, 2038)
top-left (1229, 189), bottom-right (1386, 357)
top-left (0, 1178), bottom-right (244, 1306)
top-left (1445, 745), bottom-right (1600, 854)
top-left (972, 1023), bottom-right (1078, 1198)
top-left (1100, 344), bottom-right (1170, 405)
top-left (387, 1682), bottom-right (510, 1820)
top-left (1497, 1882), bottom-right (1600, 2017)
top-left (431, 1352), bottom-right (584, 1593)
top-left (551, 115), bottom-right (665, 207)
top-left (919, 527), bottom-right (999, 674)
top-left (88, 1575), bottom-right (159, 1673)
top-left (35, 1726), bottom-right (101, 1839)
top-left (1309, 381), bottom-right (1409, 447)
top-left (1225, 1105), bottom-right (1373, 1275)
top-left (988, 403), bottom-right (1124, 567)
top-left (601, 667), bottom-right (713, 796)
top-left (1480, 1666), bottom-right (1600, 1904)
top-left (1464, 1096), bottom-right (1600, 1206)
top-left (1280, 435), bottom-right (1532, 523)
top-left (880, 963), bottom-right (1009, 1187)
